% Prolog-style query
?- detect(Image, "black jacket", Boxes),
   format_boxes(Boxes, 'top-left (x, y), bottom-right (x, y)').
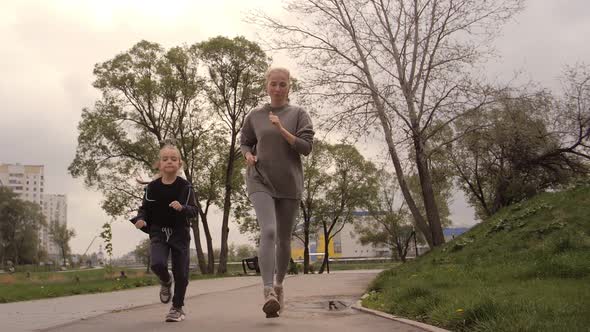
top-left (129, 177), bottom-right (198, 234)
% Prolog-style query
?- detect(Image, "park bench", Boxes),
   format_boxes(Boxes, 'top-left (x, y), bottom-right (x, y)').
top-left (241, 256), bottom-right (260, 275)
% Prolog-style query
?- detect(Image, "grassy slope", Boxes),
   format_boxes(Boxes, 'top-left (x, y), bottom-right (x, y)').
top-left (364, 186), bottom-right (590, 332)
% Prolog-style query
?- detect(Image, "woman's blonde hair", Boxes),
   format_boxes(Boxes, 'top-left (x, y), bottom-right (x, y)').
top-left (265, 67), bottom-right (291, 85)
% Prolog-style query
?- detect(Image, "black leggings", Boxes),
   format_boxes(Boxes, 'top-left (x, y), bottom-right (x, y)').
top-left (150, 227), bottom-right (190, 308)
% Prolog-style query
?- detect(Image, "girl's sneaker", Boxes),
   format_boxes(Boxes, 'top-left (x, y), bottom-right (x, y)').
top-left (159, 279), bottom-right (172, 304)
top-left (165, 306), bottom-right (185, 322)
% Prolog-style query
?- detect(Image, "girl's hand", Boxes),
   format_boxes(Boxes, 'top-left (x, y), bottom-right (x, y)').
top-left (134, 220), bottom-right (146, 229)
top-left (169, 201), bottom-right (184, 211)
top-left (269, 112), bottom-right (283, 129)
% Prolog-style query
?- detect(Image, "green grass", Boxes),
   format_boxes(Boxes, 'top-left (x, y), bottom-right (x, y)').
top-left (363, 185), bottom-right (590, 332)
top-left (0, 267), bottom-right (232, 303)
top-left (0, 259), bottom-right (392, 303)
top-left (325, 262), bottom-right (400, 271)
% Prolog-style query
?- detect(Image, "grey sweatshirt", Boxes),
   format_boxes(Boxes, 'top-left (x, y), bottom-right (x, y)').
top-left (240, 103), bottom-right (315, 199)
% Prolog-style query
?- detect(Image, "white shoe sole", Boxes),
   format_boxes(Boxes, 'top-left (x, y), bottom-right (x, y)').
top-left (165, 314), bottom-right (185, 322)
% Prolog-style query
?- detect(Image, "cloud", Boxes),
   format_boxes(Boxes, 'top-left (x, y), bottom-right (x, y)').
top-left (486, 0), bottom-right (590, 90)
top-left (1, 0), bottom-right (588, 256)
top-left (1, 0), bottom-right (280, 257)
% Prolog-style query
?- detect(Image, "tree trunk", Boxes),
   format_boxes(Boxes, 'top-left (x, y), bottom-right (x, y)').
top-left (414, 137), bottom-right (445, 246)
top-left (201, 214), bottom-right (215, 274)
top-left (374, 117), bottom-right (433, 247)
top-left (492, 178), bottom-right (510, 214)
top-left (395, 240), bottom-right (406, 263)
top-left (184, 173), bottom-right (211, 274)
top-left (345, 19), bottom-right (434, 248)
top-left (318, 230), bottom-right (330, 274)
top-left (399, 251), bottom-right (406, 263)
top-left (303, 218), bottom-right (310, 274)
top-left (218, 138), bottom-right (238, 274)
top-left (13, 240), bottom-right (19, 265)
top-left (191, 214), bottom-right (208, 274)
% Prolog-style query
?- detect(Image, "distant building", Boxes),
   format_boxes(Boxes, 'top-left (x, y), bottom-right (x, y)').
top-left (290, 210), bottom-right (472, 261)
top-left (0, 163), bottom-right (44, 205)
top-left (97, 245), bottom-right (105, 265)
top-left (42, 194), bottom-right (68, 259)
top-left (291, 211), bottom-right (393, 262)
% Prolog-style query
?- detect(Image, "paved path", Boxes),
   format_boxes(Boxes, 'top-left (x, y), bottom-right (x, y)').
top-left (1, 271), bottom-right (426, 332)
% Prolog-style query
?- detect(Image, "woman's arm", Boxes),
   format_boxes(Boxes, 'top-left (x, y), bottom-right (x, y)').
top-left (240, 113), bottom-right (257, 158)
top-left (270, 109), bottom-right (315, 156)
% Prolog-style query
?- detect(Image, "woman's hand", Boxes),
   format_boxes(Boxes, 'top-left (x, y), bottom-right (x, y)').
top-left (270, 111), bottom-right (296, 145)
top-left (269, 111), bottom-right (283, 129)
top-left (245, 152), bottom-right (257, 166)
top-left (134, 220), bottom-right (146, 229)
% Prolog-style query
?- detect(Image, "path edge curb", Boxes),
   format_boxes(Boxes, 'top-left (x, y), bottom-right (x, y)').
top-left (351, 299), bottom-right (451, 332)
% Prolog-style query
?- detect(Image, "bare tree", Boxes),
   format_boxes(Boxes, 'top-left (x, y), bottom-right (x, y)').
top-left (552, 64), bottom-right (590, 159)
top-left (251, 0), bottom-right (523, 247)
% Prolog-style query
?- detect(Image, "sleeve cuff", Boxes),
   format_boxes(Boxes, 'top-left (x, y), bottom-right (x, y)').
top-left (292, 137), bottom-right (312, 156)
top-left (240, 145), bottom-right (253, 157)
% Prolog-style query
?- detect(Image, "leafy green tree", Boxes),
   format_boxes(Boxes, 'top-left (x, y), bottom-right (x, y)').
top-left (358, 170), bottom-right (416, 262)
top-left (49, 220), bottom-right (76, 266)
top-left (68, 40), bottom-right (222, 274)
top-left (316, 144), bottom-right (379, 273)
top-left (452, 84), bottom-right (590, 218)
top-left (294, 140), bottom-right (330, 273)
top-left (234, 244), bottom-right (257, 261)
top-left (227, 243), bottom-right (257, 262)
top-left (0, 187), bottom-right (45, 265)
top-left (100, 222), bottom-right (113, 267)
top-left (195, 36), bottom-right (270, 274)
top-left (133, 238), bottom-right (151, 273)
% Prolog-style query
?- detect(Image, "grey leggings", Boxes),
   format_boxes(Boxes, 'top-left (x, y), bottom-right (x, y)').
top-left (249, 192), bottom-right (299, 288)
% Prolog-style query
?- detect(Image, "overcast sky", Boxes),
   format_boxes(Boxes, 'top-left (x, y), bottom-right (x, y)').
top-left (1, 0), bottom-right (589, 257)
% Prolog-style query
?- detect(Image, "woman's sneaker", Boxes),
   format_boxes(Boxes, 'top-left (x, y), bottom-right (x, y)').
top-left (159, 279), bottom-right (172, 304)
top-left (165, 306), bottom-right (185, 322)
top-left (263, 286), bottom-right (280, 318)
top-left (274, 284), bottom-right (284, 313)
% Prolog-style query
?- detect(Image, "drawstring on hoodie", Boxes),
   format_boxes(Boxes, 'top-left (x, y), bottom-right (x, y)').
top-left (162, 227), bottom-right (173, 242)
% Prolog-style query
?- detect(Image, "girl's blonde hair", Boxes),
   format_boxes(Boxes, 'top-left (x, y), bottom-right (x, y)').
top-left (155, 139), bottom-right (182, 169)
top-left (136, 139), bottom-right (183, 184)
